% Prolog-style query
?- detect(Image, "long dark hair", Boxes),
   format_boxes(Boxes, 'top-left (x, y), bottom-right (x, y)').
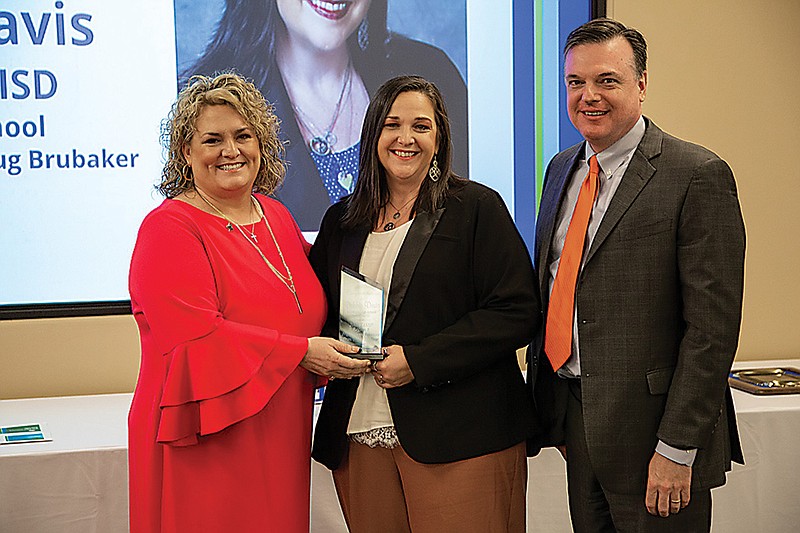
top-left (182, 0), bottom-right (389, 90)
top-left (343, 75), bottom-right (465, 229)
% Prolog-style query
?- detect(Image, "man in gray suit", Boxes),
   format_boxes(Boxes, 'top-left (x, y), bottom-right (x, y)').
top-left (528, 18), bottom-right (745, 532)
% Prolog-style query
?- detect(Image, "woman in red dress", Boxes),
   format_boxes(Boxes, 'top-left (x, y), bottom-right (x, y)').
top-left (128, 73), bottom-right (370, 533)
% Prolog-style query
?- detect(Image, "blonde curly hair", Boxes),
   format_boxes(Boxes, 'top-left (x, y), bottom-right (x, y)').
top-left (158, 72), bottom-right (286, 198)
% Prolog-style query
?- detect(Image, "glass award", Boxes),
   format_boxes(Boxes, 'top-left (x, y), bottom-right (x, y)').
top-left (339, 266), bottom-right (385, 360)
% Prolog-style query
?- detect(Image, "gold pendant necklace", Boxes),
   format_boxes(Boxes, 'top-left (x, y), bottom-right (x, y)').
top-left (194, 189), bottom-right (303, 314)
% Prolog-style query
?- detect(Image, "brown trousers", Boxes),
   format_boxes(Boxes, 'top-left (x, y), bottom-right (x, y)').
top-left (332, 441), bottom-right (527, 533)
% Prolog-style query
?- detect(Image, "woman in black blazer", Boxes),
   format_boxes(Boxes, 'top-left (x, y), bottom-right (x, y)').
top-left (309, 75), bottom-right (540, 533)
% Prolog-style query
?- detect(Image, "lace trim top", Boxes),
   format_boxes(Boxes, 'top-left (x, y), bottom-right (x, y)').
top-left (346, 222), bottom-right (411, 435)
top-left (349, 426), bottom-right (399, 449)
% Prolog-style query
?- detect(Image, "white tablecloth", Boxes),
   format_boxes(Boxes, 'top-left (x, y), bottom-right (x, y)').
top-left (0, 394), bottom-right (131, 533)
top-left (0, 393), bottom-right (345, 532)
top-left (712, 359), bottom-right (800, 531)
top-left (1, 359), bottom-right (798, 532)
top-left (523, 359), bottom-right (800, 532)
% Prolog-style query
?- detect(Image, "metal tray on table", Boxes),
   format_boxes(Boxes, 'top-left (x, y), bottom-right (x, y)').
top-left (728, 367), bottom-right (800, 395)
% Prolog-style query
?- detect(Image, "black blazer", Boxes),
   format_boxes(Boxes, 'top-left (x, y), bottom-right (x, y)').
top-left (528, 119), bottom-right (745, 494)
top-left (310, 181), bottom-right (540, 468)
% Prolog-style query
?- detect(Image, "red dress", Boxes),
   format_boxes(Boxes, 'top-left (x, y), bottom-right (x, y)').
top-left (128, 194), bottom-right (326, 533)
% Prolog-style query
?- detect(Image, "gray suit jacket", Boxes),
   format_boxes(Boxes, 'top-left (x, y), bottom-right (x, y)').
top-left (528, 118), bottom-right (745, 494)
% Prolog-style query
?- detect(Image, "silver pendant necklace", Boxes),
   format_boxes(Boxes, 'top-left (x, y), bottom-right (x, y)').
top-left (290, 61), bottom-right (353, 156)
top-left (383, 195), bottom-right (417, 232)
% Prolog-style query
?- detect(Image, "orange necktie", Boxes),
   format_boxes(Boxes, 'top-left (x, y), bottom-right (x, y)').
top-left (545, 155), bottom-right (600, 371)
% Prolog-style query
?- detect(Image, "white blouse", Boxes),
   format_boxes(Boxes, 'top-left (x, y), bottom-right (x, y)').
top-left (346, 221), bottom-right (412, 435)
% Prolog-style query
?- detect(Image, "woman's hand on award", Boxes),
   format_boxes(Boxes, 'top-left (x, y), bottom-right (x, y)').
top-left (372, 345), bottom-right (414, 389)
top-left (301, 337), bottom-right (371, 379)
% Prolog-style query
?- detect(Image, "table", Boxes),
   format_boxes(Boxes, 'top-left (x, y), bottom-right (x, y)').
top-left (525, 359), bottom-right (800, 532)
top-left (1, 360), bottom-right (798, 532)
top-left (0, 393), bottom-right (346, 532)
top-left (712, 359), bottom-right (800, 532)
top-left (0, 394), bottom-right (130, 532)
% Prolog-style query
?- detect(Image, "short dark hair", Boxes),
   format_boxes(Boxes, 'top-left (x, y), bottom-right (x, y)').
top-left (343, 75), bottom-right (465, 229)
top-left (564, 18), bottom-right (647, 78)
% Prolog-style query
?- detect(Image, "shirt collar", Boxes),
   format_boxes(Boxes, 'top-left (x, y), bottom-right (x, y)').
top-left (583, 115), bottom-right (646, 179)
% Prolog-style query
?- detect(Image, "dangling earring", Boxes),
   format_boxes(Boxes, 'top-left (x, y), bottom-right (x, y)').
top-left (181, 164), bottom-right (193, 186)
top-left (358, 17), bottom-right (369, 51)
top-left (428, 156), bottom-right (441, 182)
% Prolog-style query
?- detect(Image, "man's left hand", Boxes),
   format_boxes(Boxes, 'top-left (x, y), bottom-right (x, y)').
top-left (645, 452), bottom-right (691, 517)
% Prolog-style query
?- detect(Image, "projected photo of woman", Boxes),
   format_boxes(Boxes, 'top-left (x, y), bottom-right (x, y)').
top-left (179, 0), bottom-right (468, 231)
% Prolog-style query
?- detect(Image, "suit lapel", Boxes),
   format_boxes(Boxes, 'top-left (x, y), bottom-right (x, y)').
top-left (339, 228), bottom-right (368, 286)
top-left (536, 146), bottom-right (583, 294)
top-left (384, 207), bottom-right (445, 332)
top-left (583, 121), bottom-right (663, 265)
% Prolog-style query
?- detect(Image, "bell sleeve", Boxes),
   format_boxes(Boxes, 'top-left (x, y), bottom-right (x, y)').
top-left (129, 207), bottom-right (309, 447)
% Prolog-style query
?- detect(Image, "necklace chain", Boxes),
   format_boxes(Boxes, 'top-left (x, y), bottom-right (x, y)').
top-left (383, 195), bottom-right (417, 232)
top-left (194, 189), bottom-right (303, 314)
top-left (290, 60), bottom-right (353, 156)
top-left (245, 220), bottom-right (257, 242)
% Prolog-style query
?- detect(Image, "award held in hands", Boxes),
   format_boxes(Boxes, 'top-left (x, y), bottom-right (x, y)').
top-left (339, 266), bottom-right (385, 360)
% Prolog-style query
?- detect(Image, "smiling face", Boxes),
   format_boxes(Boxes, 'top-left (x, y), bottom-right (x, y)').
top-left (182, 104), bottom-right (261, 201)
top-left (277, 0), bottom-right (371, 52)
top-left (377, 90), bottom-right (439, 188)
top-left (565, 36), bottom-right (647, 153)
